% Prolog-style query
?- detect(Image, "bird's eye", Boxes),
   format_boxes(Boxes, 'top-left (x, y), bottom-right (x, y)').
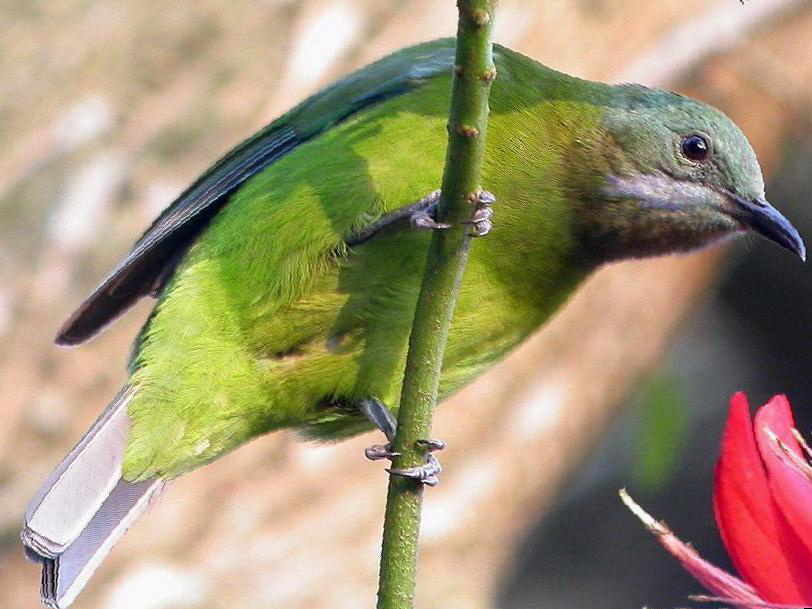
top-left (681, 134), bottom-right (711, 161)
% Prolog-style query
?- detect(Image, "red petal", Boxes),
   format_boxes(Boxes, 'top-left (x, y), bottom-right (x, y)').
top-left (713, 393), bottom-right (811, 602)
top-left (621, 489), bottom-right (765, 607)
top-left (753, 395), bottom-right (812, 598)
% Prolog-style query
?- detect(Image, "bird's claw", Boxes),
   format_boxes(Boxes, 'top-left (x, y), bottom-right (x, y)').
top-left (365, 442), bottom-right (400, 461)
top-left (410, 189), bottom-right (495, 237)
top-left (464, 190), bottom-right (496, 237)
top-left (411, 214), bottom-right (452, 231)
top-left (410, 190), bottom-right (449, 231)
top-left (416, 438), bottom-right (447, 452)
top-left (465, 206), bottom-right (493, 237)
top-left (388, 453), bottom-right (443, 487)
top-left (365, 436), bottom-right (444, 462)
top-left (386, 438), bottom-right (446, 486)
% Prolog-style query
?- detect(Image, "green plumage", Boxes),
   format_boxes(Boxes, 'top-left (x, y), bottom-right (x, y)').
top-left (125, 41), bottom-right (598, 479)
top-left (57, 40), bottom-right (796, 481)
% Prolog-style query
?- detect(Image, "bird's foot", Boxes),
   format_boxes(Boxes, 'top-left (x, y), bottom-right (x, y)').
top-left (364, 437), bottom-right (445, 463)
top-left (388, 443), bottom-right (445, 487)
top-left (358, 397), bottom-right (446, 486)
top-left (465, 190), bottom-right (495, 237)
top-left (411, 189), bottom-right (495, 237)
top-left (346, 189), bottom-right (495, 246)
top-left (360, 397), bottom-right (400, 462)
top-left (410, 190), bottom-right (450, 230)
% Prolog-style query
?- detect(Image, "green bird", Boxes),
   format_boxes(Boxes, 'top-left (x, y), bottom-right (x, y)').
top-left (22, 39), bottom-right (804, 608)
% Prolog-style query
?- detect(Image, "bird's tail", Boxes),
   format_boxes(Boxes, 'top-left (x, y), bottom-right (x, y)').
top-left (21, 388), bottom-right (164, 608)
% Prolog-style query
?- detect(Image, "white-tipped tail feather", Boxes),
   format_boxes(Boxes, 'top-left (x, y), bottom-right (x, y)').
top-left (22, 389), bottom-right (165, 608)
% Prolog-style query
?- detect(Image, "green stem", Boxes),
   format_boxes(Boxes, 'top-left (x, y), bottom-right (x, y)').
top-left (375, 3), bottom-right (497, 609)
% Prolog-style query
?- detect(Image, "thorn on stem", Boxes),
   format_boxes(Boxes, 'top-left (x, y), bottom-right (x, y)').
top-left (471, 8), bottom-right (490, 26)
top-left (457, 124), bottom-right (479, 138)
top-left (480, 67), bottom-right (497, 83)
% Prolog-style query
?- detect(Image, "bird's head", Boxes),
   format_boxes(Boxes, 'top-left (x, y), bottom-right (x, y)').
top-left (575, 86), bottom-right (805, 263)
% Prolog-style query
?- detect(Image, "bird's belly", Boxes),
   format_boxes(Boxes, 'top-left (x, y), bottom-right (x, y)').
top-left (125, 181), bottom-right (584, 478)
top-left (251, 239), bottom-right (554, 440)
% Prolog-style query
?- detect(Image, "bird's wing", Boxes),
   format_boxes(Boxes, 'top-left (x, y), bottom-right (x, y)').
top-left (56, 39), bottom-right (456, 345)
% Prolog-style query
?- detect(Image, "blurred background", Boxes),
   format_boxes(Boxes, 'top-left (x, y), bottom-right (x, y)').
top-left (2, 1), bottom-right (812, 608)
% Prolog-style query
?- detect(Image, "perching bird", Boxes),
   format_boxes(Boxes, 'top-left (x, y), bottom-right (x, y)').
top-left (22, 39), bottom-right (804, 608)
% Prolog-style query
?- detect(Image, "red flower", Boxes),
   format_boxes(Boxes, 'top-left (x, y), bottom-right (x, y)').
top-left (622, 393), bottom-right (812, 609)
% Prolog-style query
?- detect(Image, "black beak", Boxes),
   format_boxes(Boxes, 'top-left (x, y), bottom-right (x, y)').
top-left (732, 196), bottom-right (806, 261)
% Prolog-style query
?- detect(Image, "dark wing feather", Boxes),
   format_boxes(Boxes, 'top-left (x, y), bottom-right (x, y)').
top-left (56, 39), bottom-right (457, 346)
top-left (56, 127), bottom-right (299, 345)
